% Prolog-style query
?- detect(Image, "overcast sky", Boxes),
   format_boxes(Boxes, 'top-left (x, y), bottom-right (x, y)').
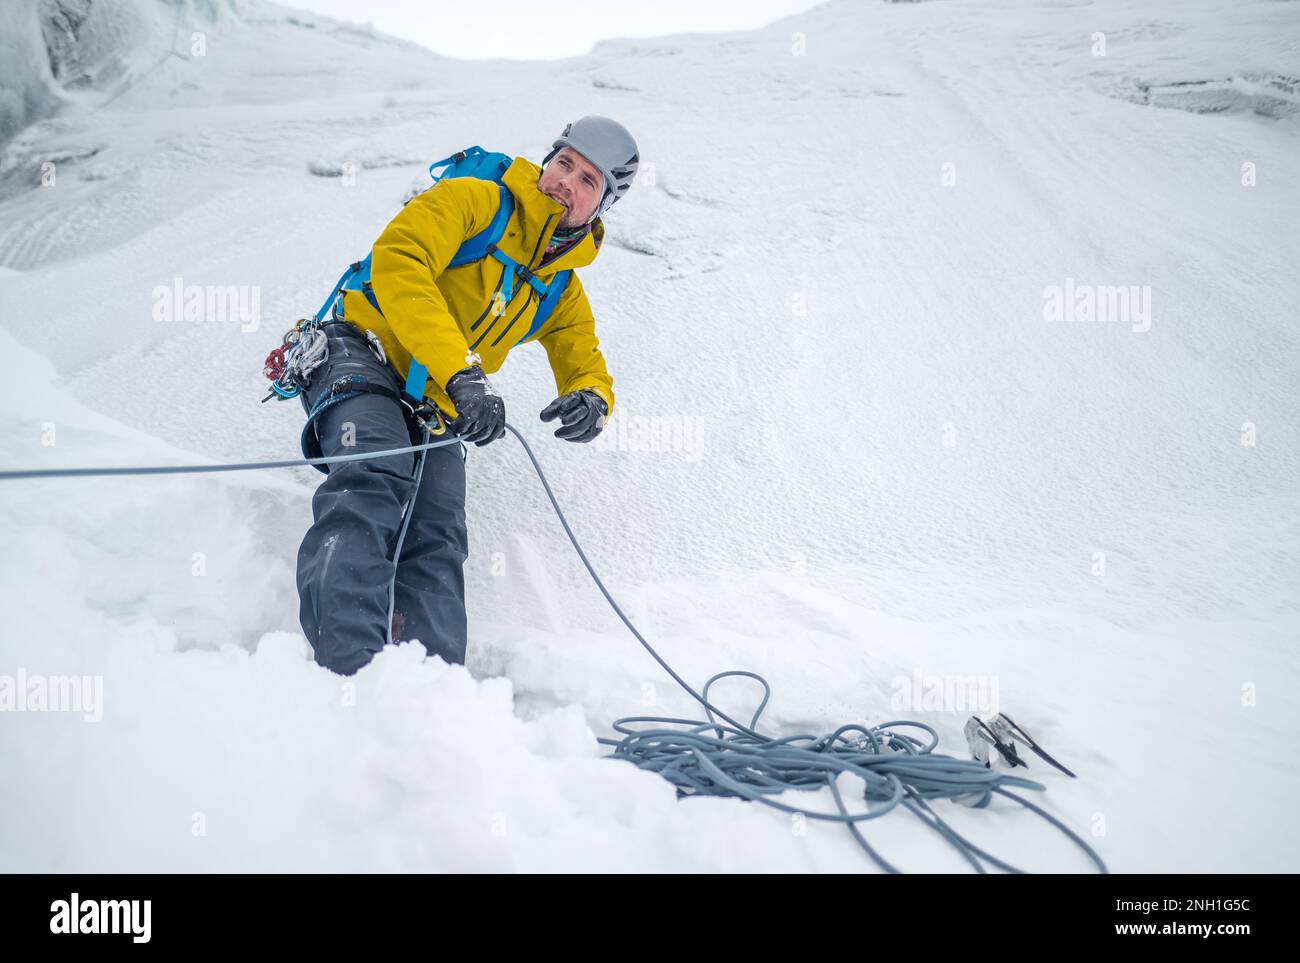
top-left (282, 0), bottom-right (825, 60)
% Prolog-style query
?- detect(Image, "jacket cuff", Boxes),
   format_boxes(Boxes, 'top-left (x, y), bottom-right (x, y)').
top-left (580, 384), bottom-right (613, 417)
top-left (417, 349), bottom-right (481, 397)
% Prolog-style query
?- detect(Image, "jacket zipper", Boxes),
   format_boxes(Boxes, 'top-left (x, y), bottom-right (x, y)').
top-left (469, 268), bottom-right (508, 332)
top-left (473, 286), bottom-right (535, 351)
top-left (527, 213), bottom-right (558, 271)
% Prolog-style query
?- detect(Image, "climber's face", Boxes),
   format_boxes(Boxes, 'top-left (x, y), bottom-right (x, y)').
top-left (538, 148), bottom-right (606, 229)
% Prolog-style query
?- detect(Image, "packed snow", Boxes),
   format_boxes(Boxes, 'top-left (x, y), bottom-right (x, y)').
top-left (0, 0), bottom-right (1297, 872)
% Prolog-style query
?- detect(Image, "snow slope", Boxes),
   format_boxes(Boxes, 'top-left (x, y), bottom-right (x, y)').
top-left (0, 0), bottom-right (1297, 871)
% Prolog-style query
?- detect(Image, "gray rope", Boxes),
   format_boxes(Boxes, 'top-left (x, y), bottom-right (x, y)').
top-left (0, 422), bottom-right (1108, 873)
top-left (387, 445), bottom-right (428, 647)
top-left (503, 424), bottom-right (1107, 874)
top-left (0, 436), bottom-right (465, 480)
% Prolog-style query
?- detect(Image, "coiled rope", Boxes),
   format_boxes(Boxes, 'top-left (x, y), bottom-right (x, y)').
top-left (0, 425), bottom-right (1107, 873)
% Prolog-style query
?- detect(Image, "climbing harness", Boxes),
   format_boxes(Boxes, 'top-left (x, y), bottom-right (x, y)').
top-left (273, 317), bottom-right (450, 475)
top-left (0, 430), bottom-right (1106, 873)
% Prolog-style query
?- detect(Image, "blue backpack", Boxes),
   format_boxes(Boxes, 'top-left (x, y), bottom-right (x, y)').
top-left (308, 146), bottom-right (574, 401)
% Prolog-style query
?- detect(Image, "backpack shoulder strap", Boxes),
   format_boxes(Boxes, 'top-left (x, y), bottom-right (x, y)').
top-left (512, 270), bottom-right (572, 348)
top-left (449, 185), bottom-right (514, 267)
top-left (327, 178), bottom-right (512, 327)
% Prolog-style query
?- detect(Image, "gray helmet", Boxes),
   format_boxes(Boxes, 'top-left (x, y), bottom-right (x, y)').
top-left (543, 115), bottom-right (639, 221)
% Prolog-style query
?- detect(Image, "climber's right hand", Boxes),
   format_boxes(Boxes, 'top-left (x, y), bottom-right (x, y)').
top-left (445, 365), bottom-right (506, 446)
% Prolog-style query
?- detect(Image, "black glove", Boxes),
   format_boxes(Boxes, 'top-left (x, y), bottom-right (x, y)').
top-left (445, 366), bottom-right (505, 446)
top-left (539, 389), bottom-right (608, 443)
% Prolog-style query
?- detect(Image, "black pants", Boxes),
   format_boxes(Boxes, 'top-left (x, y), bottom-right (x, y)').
top-left (295, 323), bottom-right (468, 675)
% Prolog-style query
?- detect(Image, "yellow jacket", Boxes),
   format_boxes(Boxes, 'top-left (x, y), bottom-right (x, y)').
top-left (337, 156), bottom-right (615, 422)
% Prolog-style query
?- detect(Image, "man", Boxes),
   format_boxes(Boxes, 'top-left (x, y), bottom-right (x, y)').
top-left (295, 116), bottom-right (640, 675)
